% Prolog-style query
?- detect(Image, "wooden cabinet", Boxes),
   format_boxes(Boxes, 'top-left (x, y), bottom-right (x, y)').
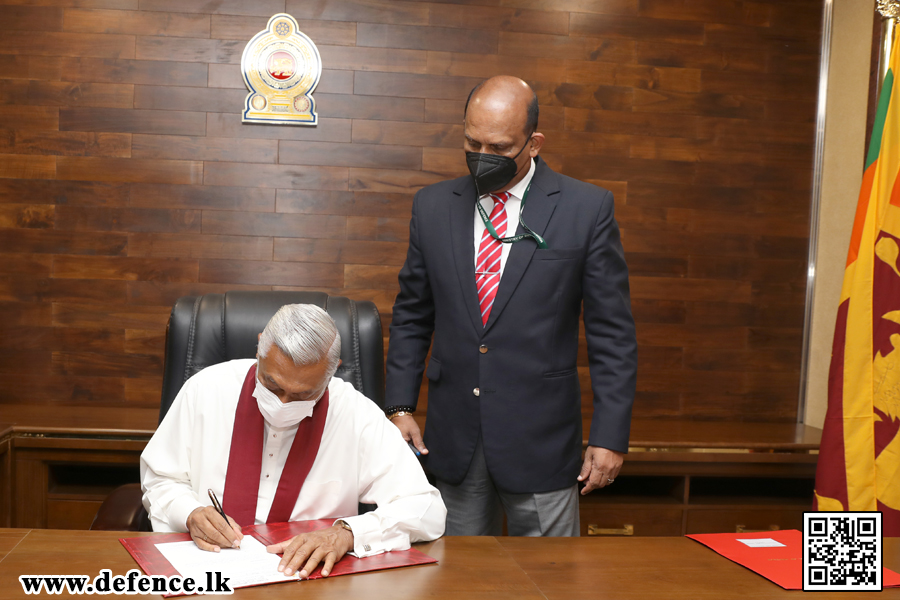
top-left (579, 420), bottom-right (820, 537)
top-left (0, 409), bottom-right (155, 530)
top-left (1, 413), bottom-right (821, 534)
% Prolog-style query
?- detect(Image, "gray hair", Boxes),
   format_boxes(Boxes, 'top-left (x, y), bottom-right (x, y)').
top-left (258, 304), bottom-right (341, 377)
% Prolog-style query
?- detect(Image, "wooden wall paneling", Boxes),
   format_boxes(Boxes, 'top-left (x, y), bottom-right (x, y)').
top-left (0, 55), bottom-right (64, 80)
top-left (51, 255), bottom-right (199, 282)
top-left (202, 162), bottom-right (348, 190)
top-left (635, 41), bottom-right (767, 73)
top-left (348, 167), bottom-right (445, 194)
top-left (125, 281), bottom-right (273, 306)
top-left (354, 71), bottom-right (482, 100)
top-left (0, 6), bottom-right (64, 32)
top-left (54, 156), bottom-right (201, 185)
top-left (0, 229), bottom-right (127, 256)
top-left (61, 8), bottom-right (211, 38)
top-left (422, 147), bottom-right (469, 177)
top-left (498, 32), bottom-right (636, 63)
top-left (128, 183), bottom-right (275, 211)
top-left (285, 0), bottom-right (429, 26)
top-left (202, 211), bottom-right (345, 239)
top-left (0, 106), bottom-right (59, 130)
top-left (318, 45), bottom-right (428, 74)
top-left (198, 259), bottom-right (344, 287)
top-left (60, 57), bottom-right (208, 86)
top-left (312, 93), bottom-right (425, 121)
top-left (134, 85), bottom-right (244, 113)
top-left (0, 32), bottom-right (135, 59)
top-left (60, 107), bottom-right (207, 136)
top-left (139, 0), bottom-right (287, 18)
top-left (497, 0), bottom-right (637, 14)
top-left (1, 131), bottom-right (132, 158)
top-left (274, 238), bottom-right (408, 265)
top-left (427, 4), bottom-right (569, 35)
top-left (275, 190), bottom-right (412, 218)
top-left (346, 216), bottom-right (410, 243)
top-left (357, 23), bottom-right (498, 54)
top-left (0, 81), bottom-right (135, 108)
top-left (55, 206), bottom-right (202, 233)
top-left (0, 0), bottom-right (822, 427)
top-left (52, 302), bottom-right (171, 330)
top-left (132, 134), bottom-right (278, 163)
top-left (0, 204), bottom-right (54, 229)
top-left (209, 15), bottom-right (357, 46)
top-left (206, 112), bottom-right (352, 142)
top-left (426, 51), bottom-right (559, 81)
top-left (135, 36), bottom-right (243, 64)
top-left (352, 120), bottom-right (463, 148)
top-left (279, 141), bottom-right (422, 169)
top-left (0, 154), bottom-right (56, 179)
top-left (127, 233), bottom-right (274, 261)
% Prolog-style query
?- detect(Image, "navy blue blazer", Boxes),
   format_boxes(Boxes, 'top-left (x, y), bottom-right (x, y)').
top-left (385, 157), bottom-right (637, 494)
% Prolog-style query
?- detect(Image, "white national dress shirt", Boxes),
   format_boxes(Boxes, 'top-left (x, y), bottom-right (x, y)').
top-left (140, 359), bottom-right (446, 558)
top-left (472, 156), bottom-right (537, 276)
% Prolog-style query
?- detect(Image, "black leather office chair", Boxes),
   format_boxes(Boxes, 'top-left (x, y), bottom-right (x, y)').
top-left (90, 291), bottom-right (384, 531)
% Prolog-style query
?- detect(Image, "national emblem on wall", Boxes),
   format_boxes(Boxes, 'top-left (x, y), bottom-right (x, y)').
top-left (240, 13), bottom-right (322, 126)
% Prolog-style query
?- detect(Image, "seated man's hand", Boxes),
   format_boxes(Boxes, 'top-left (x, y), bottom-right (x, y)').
top-left (266, 525), bottom-right (354, 578)
top-left (186, 506), bottom-right (243, 552)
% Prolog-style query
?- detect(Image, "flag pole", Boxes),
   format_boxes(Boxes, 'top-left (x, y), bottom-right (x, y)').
top-left (877, 1), bottom-right (900, 101)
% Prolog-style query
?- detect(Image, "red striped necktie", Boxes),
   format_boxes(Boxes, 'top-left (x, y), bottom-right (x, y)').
top-left (475, 191), bottom-right (510, 326)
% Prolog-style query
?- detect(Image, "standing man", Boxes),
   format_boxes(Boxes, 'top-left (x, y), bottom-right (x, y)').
top-left (385, 76), bottom-right (637, 536)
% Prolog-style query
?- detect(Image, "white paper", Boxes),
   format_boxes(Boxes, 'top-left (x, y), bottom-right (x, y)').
top-left (155, 535), bottom-right (298, 590)
top-left (736, 538), bottom-right (786, 548)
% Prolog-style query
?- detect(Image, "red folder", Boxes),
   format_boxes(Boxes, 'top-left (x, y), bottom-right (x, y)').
top-left (687, 530), bottom-right (900, 589)
top-left (120, 519), bottom-right (437, 596)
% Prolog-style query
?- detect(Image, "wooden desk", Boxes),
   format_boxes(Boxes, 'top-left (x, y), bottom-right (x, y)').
top-left (0, 529), bottom-right (897, 599)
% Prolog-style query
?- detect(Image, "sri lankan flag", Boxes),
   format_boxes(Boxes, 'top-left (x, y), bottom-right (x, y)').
top-left (813, 41), bottom-right (900, 536)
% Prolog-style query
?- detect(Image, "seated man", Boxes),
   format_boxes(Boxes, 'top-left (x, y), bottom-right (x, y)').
top-left (141, 304), bottom-right (446, 579)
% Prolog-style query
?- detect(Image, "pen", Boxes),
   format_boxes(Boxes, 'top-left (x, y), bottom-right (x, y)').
top-left (408, 441), bottom-right (421, 457)
top-left (207, 489), bottom-right (239, 549)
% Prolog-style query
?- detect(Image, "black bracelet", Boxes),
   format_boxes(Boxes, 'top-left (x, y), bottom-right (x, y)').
top-left (385, 405), bottom-right (415, 416)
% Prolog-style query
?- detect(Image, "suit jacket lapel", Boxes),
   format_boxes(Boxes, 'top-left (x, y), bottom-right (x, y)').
top-left (450, 176), bottom-right (485, 334)
top-left (483, 158), bottom-right (561, 334)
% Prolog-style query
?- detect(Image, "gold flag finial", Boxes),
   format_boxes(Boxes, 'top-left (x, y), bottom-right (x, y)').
top-left (878, 0), bottom-right (900, 19)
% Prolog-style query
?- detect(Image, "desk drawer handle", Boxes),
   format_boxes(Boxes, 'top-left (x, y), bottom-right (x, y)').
top-left (735, 524), bottom-right (780, 534)
top-left (588, 524), bottom-right (634, 536)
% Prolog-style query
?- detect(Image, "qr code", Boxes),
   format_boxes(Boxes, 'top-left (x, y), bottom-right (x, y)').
top-left (803, 512), bottom-right (882, 591)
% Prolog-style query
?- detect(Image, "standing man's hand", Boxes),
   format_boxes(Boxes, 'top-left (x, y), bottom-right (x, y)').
top-left (186, 506), bottom-right (243, 552)
top-left (389, 414), bottom-right (428, 455)
top-left (577, 446), bottom-right (624, 495)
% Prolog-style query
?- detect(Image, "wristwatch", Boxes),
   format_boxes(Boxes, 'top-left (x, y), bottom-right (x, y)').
top-left (335, 519), bottom-right (353, 534)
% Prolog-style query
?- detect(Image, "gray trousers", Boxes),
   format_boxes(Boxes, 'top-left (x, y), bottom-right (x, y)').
top-left (435, 436), bottom-right (580, 536)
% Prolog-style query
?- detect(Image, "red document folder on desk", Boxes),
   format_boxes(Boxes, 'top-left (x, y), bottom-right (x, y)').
top-left (120, 519), bottom-right (437, 595)
top-left (687, 530), bottom-right (900, 589)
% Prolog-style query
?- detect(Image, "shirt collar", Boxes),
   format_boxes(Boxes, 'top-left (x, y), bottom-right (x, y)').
top-left (479, 157), bottom-right (536, 202)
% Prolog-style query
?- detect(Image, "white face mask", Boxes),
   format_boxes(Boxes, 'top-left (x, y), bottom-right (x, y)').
top-left (253, 364), bottom-right (321, 428)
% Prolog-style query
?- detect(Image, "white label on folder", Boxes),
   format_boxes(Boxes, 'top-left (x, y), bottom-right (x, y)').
top-left (737, 538), bottom-right (785, 548)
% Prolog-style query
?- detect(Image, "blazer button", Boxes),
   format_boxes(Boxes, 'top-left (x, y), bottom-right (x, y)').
top-left (473, 388), bottom-right (480, 397)
top-left (479, 345), bottom-right (488, 354)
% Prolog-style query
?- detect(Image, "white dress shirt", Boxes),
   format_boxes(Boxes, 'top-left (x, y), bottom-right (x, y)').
top-left (472, 157), bottom-right (537, 276)
top-left (140, 359), bottom-right (446, 557)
